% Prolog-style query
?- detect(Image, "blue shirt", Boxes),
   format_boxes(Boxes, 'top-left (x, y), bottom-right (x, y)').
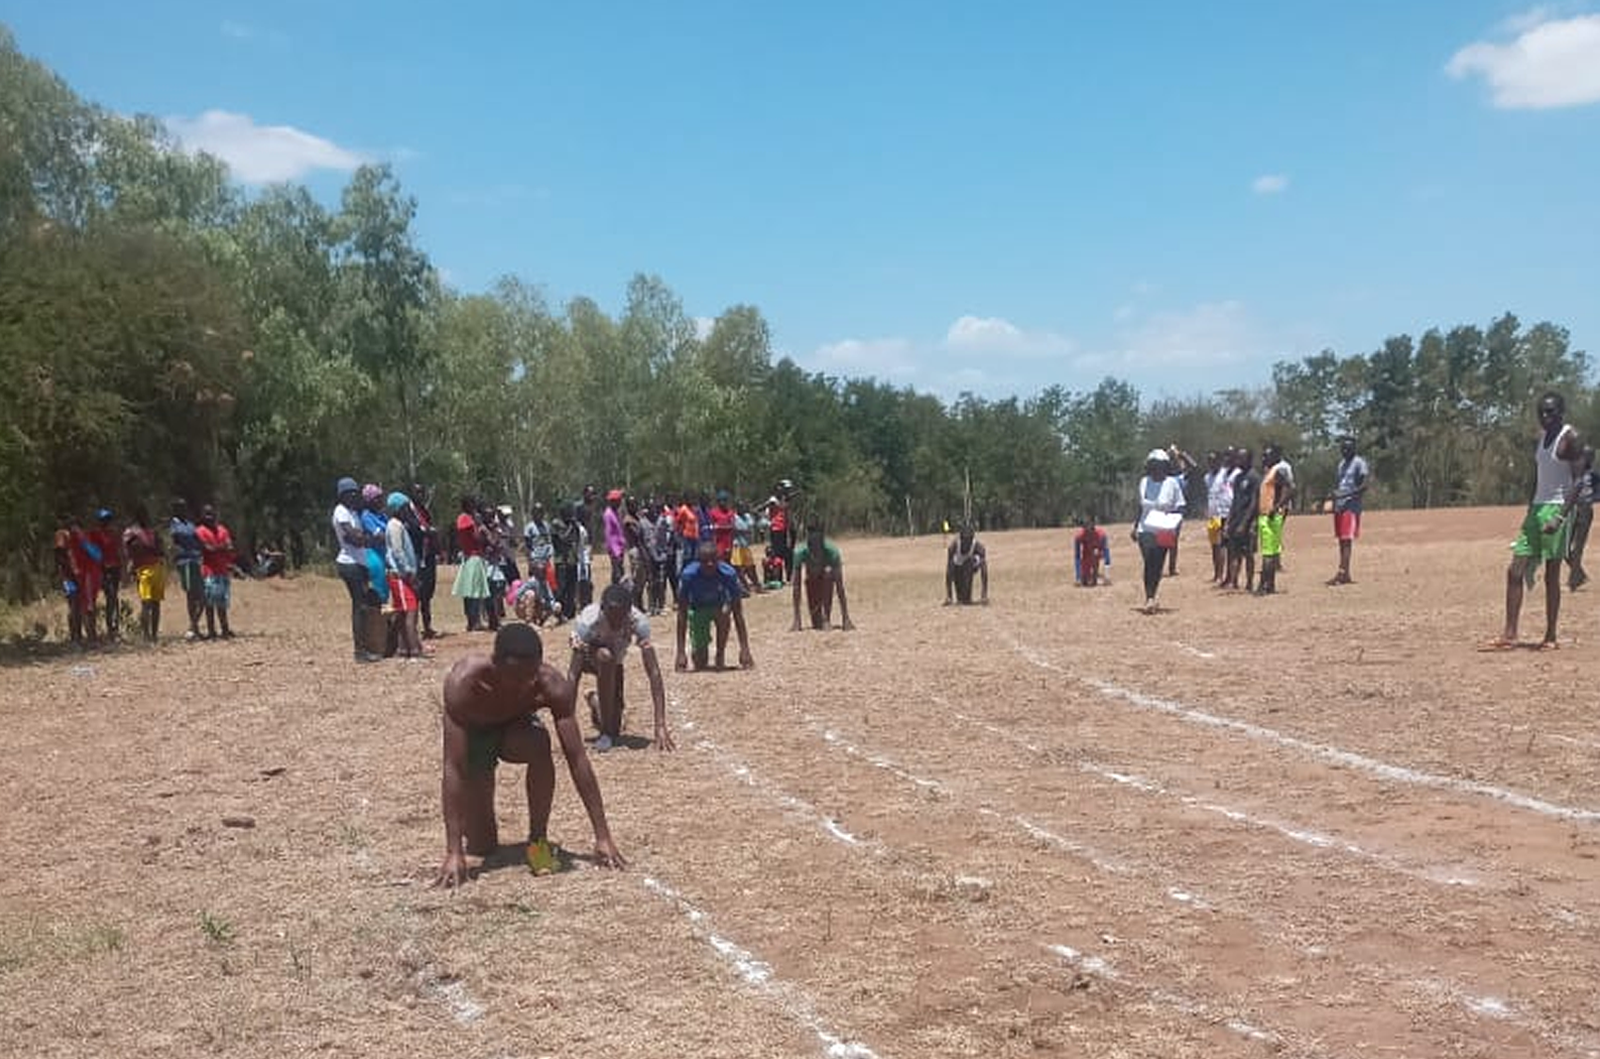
top-left (170, 517), bottom-right (201, 564)
top-left (678, 560), bottom-right (744, 609)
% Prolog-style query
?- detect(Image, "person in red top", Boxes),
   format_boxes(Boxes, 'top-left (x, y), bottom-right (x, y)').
top-left (1073, 520), bottom-right (1112, 587)
top-left (89, 508), bottom-right (123, 639)
top-left (54, 514), bottom-right (99, 644)
top-left (451, 495), bottom-right (493, 631)
top-left (195, 504), bottom-right (235, 639)
top-left (708, 491), bottom-right (736, 561)
top-left (768, 493), bottom-right (791, 583)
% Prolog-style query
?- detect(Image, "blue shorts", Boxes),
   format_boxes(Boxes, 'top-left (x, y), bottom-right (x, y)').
top-left (204, 574), bottom-right (231, 608)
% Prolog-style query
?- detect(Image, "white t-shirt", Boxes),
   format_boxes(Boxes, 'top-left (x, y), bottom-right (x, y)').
top-left (332, 504), bottom-right (364, 566)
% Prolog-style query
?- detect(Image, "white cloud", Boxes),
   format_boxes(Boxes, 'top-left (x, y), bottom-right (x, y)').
top-left (1447, 12), bottom-right (1600, 109)
top-left (812, 337), bottom-right (918, 378)
top-left (1080, 300), bottom-right (1259, 372)
top-left (164, 110), bottom-right (367, 183)
top-left (944, 314), bottom-right (1074, 357)
top-left (1251, 173), bottom-right (1289, 195)
top-left (692, 316), bottom-right (716, 341)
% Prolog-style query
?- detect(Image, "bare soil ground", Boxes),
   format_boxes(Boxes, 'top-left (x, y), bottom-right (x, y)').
top-left (3, 506), bottom-right (1599, 1058)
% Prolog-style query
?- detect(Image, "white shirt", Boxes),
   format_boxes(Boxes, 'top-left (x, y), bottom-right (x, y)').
top-left (1534, 424), bottom-right (1576, 505)
top-left (332, 504), bottom-right (364, 566)
top-left (1137, 476), bottom-right (1185, 534)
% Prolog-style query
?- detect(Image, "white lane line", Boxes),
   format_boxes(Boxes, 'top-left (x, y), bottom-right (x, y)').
top-left (810, 721), bottom-right (948, 793)
top-left (1002, 635), bottom-right (1600, 825)
top-left (1044, 944), bottom-right (1277, 1047)
top-left (1547, 733), bottom-right (1600, 752)
top-left (947, 703), bottom-right (1483, 889)
top-left (644, 877), bottom-right (879, 1059)
top-left (1174, 641), bottom-right (1217, 660)
top-left (695, 737), bottom-right (870, 851)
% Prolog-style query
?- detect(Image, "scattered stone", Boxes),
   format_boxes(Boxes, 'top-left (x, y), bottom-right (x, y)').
top-left (954, 874), bottom-right (994, 901)
top-left (221, 815), bottom-right (256, 829)
top-left (259, 766), bottom-right (287, 779)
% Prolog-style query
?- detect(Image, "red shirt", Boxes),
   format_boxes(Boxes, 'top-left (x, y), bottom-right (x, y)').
top-left (89, 528), bottom-right (120, 568)
top-left (196, 523), bottom-right (234, 577)
top-left (709, 505), bottom-right (735, 559)
top-left (770, 504), bottom-right (788, 534)
top-left (456, 513), bottom-right (483, 557)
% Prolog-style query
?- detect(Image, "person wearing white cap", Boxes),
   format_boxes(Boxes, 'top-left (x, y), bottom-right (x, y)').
top-left (1133, 449), bottom-right (1185, 614)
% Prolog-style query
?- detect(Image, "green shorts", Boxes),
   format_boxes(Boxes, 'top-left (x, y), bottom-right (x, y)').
top-left (1511, 503), bottom-right (1568, 562)
top-left (687, 605), bottom-right (719, 652)
top-left (1257, 513), bottom-right (1286, 557)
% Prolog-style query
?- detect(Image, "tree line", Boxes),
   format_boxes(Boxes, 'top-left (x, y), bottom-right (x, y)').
top-left (1, 27), bottom-right (1594, 601)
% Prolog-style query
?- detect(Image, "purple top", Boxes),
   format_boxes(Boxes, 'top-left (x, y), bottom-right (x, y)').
top-left (604, 505), bottom-right (626, 559)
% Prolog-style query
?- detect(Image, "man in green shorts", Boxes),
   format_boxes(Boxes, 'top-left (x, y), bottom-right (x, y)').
top-left (675, 541), bottom-right (754, 672)
top-left (435, 624), bottom-right (626, 887)
top-left (1486, 392), bottom-right (1585, 649)
top-left (1255, 443), bottom-right (1294, 595)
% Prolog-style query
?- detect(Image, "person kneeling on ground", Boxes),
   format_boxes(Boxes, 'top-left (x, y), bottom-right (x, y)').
top-left (1073, 519), bottom-right (1111, 587)
top-left (790, 524), bottom-right (855, 631)
top-left (569, 583), bottom-right (673, 752)
top-left (435, 623), bottom-right (626, 887)
top-left (945, 523), bottom-right (988, 605)
top-left (676, 541), bottom-right (755, 672)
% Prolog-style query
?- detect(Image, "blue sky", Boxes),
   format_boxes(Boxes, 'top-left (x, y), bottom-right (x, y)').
top-left (8, 2), bottom-right (1599, 401)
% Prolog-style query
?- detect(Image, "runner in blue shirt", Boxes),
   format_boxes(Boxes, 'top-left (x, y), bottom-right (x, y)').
top-left (675, 541), bottom-right (754, 671)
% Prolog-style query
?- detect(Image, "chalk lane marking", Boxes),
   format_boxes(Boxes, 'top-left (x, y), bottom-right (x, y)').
top-left (644, 876), bottom-right (879, 1059)
top-left (1046, 944), bottom-right (1278, 1046)
top-left (999, 632), bottom-right (1600, 826)
top-left (942, 702), bottom-right (1484, 890)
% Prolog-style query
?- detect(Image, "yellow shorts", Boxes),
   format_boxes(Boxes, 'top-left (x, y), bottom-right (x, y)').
top-left (1206, 517), bottom-right (1224, 546)
top-left (137, 564), bottom-right (166, 603)
top-left (731, 546), bottom-right (754, 568)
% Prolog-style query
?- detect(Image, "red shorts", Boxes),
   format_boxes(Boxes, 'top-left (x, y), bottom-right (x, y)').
top-left (1334, 511), bottom-right (1360, 541)
top-left (387, 574), bottom-right (418, 612)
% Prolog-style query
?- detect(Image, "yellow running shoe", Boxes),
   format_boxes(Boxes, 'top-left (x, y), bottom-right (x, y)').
top-left (526, 838), bottom-right (557, 876)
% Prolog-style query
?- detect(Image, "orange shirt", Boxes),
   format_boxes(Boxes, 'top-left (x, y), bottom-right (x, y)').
top-left (1260, 462), bottom-right (1289, 513)
top-left (196, 523), bottom-right (234, 577)
top-left (676, 504), bottom-right (699, 542)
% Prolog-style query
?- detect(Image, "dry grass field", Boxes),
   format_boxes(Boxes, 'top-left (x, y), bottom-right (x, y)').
top-left (3, 506), bottom-right (1599, 1058)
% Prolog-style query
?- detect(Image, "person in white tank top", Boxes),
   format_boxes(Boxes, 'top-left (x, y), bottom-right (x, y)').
top-left (1485, 392), bottom-right (1585, 650)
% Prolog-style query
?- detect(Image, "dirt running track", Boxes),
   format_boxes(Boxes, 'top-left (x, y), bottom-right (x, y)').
top-left (3, 506), bottom-right (1599, 1058)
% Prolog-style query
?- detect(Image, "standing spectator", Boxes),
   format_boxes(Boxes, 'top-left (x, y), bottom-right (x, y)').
top-left (386, 493), bottom-right (425, 659)
top-left (552, 502), bottom-right (581, 623)
top-left (90, 508), bottom-right (122, 639)
top-left (1327, 435), bottom-right (1371, 586)
top-left (410, 483), bottom-right (441, 639)
top-left (53, 514), bottom-right (97, 644)
top-left (359, 486), bottom-right (391, 608)
top-left (731, 501), bottom-right (760, 592)
top-left (1133, 449), bottom-right (1184, 614)
top-left (1163, 445), bottom-right (1197, 577)
top-left (122, 504), bottom-right (165, 643)
top-left (768, 492), bottom-right (792, 582)
top-left (1567, 446), bottom-right (1596, 591)
top-left (1223, 448), bottom-right (1260, 592)
top-left (576, 511), bottom-right (594, 610)
top-left (1257, 444), bottom-right (1295, 596)
top-left (170, 499), bottom-right (205, 641)
top-left (640, 502), bottom-right (670, 615)
top-left (623, 496), bottom-right (648, 610)
top-left (333, 478), bottom-right (379, 661)
top-left (603, 489), bottom-right (627, 585)
top-left (1203, 450), bottom-right (1233, 584)
top-left (451, 496), bottom-right (493, 632)
top-left (195, 504), bottom-right (235, 639)
top-left (709, 491), bottom-right (736, 562)
top-left (1485, 392), bottom-right (1584, 649)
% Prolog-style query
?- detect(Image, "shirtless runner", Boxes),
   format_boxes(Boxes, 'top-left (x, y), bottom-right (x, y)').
top-left (435, 623), bottom-right (625, 887)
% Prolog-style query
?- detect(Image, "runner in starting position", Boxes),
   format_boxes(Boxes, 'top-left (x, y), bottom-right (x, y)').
top-left (435, 624), bottom-right (626, 886)
top-left (944, 523), bottom-right (988, 605)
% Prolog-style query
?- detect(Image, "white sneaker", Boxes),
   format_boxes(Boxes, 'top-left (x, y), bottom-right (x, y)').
top-left (593, 734), bottom-right (614, 752)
